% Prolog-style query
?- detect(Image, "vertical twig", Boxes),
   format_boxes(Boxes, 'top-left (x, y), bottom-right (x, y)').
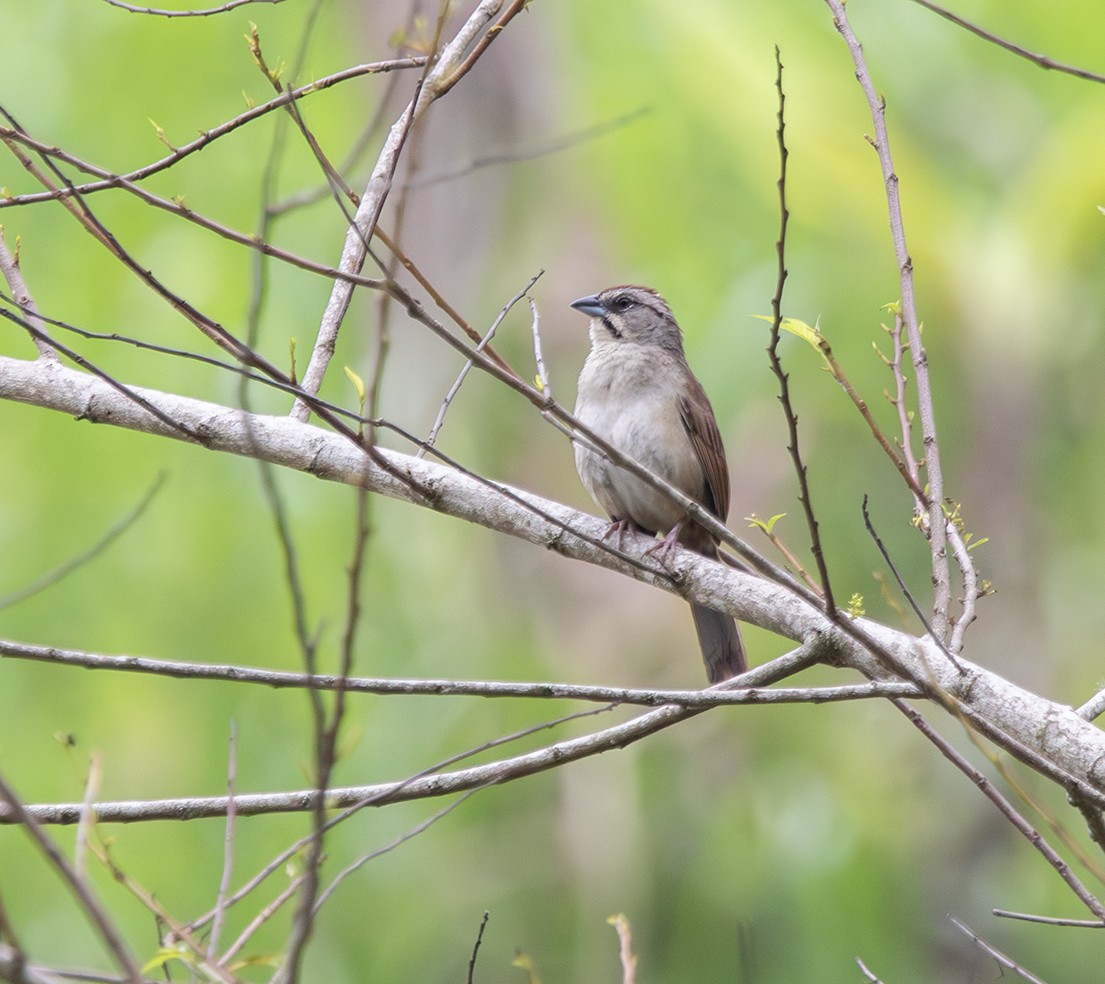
top-left (766, 46), bottom-right (836, 614)
top-left (466, 911), bottom-right (490, 984)
top-left (823, 0), bottom-right (960, 641)
top-left (208, 721), bottom-right (238, 960)
top-left (0, 233), bottom-right (57, 362)
top-left (529, 292), bottom-right (550, 399)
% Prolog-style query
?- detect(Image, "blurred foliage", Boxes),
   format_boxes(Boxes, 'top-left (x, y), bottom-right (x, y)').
top-left (2, 1), bottom-right (1105, 981)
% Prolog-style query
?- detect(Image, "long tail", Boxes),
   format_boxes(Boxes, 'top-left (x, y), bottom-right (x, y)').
top-left (690, 603), bottom-right (747, 684)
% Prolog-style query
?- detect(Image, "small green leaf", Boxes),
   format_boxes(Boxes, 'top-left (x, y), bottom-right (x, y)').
top-left (753, 314), bottom-right (823, 351)
top-left (746, 512), bottom-right (786, 534)
top-left (142, 944), bottom-right (193, 975)
top-left (512, 950), bottom-right (543, 984)
top-left (344, 366), bottom-right (366, 406)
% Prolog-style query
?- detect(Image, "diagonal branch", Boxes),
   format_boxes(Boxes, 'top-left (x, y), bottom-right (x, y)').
top-left (3, 353), bottom-right (1105, 816)
top-left (292, 0), bottom-right (530, 420)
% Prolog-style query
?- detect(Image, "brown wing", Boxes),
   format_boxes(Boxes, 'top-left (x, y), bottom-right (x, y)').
top-left (679, 378), bottom-right (730, 523)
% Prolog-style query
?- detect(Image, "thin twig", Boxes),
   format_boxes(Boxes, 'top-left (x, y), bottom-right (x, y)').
top-left (0, 232), bottom-right (56, 361)
top-left (765, 46), bottom-right (836, 615)
top-left (100, 0), bottom-right (284, 15)
top-left (0, 58), bottom-right (425, 212)
top-left (910, 0), bottom-right (1105, 85)
top-left (6, 647), bottom-right (823, 826)
top-left (856, 957), bottom-right (884, 983)
top-left (862, 495), bottom-right (963, 672)
top-left (893, 699), bottom-right (1105, 920)
top-left (529, 293), bottom-right (551, 399)
top-left (74, 753), bottom-right (101, 879)
top-left (407, 108), bottom-right (651, 187)
top-left (466, 911), bottom-right (490, 984)
top-left (0, 638), bottom-right (906, 708)
top-left (824, 0), bottom-right (964, 643)
top-left (217, 875), bottom-right (305, 967)
top-left (312, 790), bottom-right (480, 915)
top-left (208, 721), bottom-right (238, 960)
top-left (948, 915), bottom-right (1049, 984)
top-left (422, 271), bottom-right (542, 456)
top-left (1077, 686), bottom-right (1105, 722)
top-left (292, 0), bottom-right (515, 420)
top-left (607, 913), bottom-right (637, 984)
top-left (992, 908), bottom-right (1104, 928)
top-left (0, 774), bottom-right (144, 984)
top-left (0, 473), bottom-right (166, 609)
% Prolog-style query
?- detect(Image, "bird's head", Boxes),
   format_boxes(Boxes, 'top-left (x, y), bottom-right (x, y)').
top-left (570, 285), bottom-right (684, 354)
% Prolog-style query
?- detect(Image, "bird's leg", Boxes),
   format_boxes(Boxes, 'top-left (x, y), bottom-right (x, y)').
top-left (642, 521), bottom-right (686, 565)
top-left (601, 517), bottom-right (636, 551)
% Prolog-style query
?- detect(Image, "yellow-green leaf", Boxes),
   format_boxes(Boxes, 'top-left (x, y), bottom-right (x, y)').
top-left (344, 366), bottom-right (366, 405)
top-left (512, 950), bottom-right (543, 984)
top-left (746, 512), bottom-right (786, 534)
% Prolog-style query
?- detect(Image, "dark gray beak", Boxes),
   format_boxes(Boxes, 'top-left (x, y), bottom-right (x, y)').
top-left (570, 294), bottom-right (606, 319)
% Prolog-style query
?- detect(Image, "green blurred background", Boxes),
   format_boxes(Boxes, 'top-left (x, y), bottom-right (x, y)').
top-left (3, 1), bottom-right (1105, 980)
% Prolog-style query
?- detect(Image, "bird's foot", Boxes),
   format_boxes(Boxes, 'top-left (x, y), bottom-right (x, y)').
top-left (602, 518), bottom-right (637, 551)
top-left (642, 522), bottom-right (685, 566)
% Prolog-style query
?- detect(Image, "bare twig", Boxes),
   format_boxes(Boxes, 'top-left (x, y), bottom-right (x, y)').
top-left (910, 0), bottom-right (1105, 85)
top-left (466, 911), bottom-right (490, 984)
top-left (101, 0), bottom-right (284, 15)
top-left (292, 0), bottom-right (526, 420)
top-left (217, 874), bottom-right (305, 967)
top-left (765, 46), bottom-right (836, 615)
top-left (862, 495), bottom-right (963, 672)
top-left (187, 705), bottom-right (618, 941)
top-left (1077, 686), bottom-right (1105, 722)
top-left (74, 753), bottom-right (101, 879)
top-left (948, 915), bottom-right (1049, 984)
top-left (823, 0), bottom-right (961, 643)
top-left (856, 957), bottom-right (884, 983)
top-left (0, 473), bottom-right (166, 610)
top-left (529, 293), bottom-right (551, 399)
top-left (312, 791), bottom-right (480, 915)
top-left (422, 270), bottom-right (543, 455)
top-left (0, 774), bottom-right (144, 984)
top-left (992, 908), bottom-right (1105, 928)
top-left (0, 637), bottom-right (913, 707)
top-left (407, 108), bottom-right (651, 188)
top-left (208, 722), bottom-right (238, 960)
top-left (5, 648), bottom-right (822, 826)
top-left (607, 913), bottom-right (638, 984)
top-left (894, 699), bottom-right (1105, 920)
top-left (0, 232), bottom-right (56, 361)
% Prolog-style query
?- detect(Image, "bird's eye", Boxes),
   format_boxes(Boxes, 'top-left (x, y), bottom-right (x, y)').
top-left (612, 295), bottom-right (634, 312)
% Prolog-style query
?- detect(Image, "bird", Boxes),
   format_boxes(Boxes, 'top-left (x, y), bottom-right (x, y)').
top-left (571, 284), bottom-right (746, 684)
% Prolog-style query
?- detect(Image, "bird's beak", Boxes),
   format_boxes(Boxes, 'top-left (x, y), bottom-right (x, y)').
top-left (570, 294), bottom-right (606, 319)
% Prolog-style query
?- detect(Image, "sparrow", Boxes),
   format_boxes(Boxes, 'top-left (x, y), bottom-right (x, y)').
top-left (571, 284), bottom-right (746, 684)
